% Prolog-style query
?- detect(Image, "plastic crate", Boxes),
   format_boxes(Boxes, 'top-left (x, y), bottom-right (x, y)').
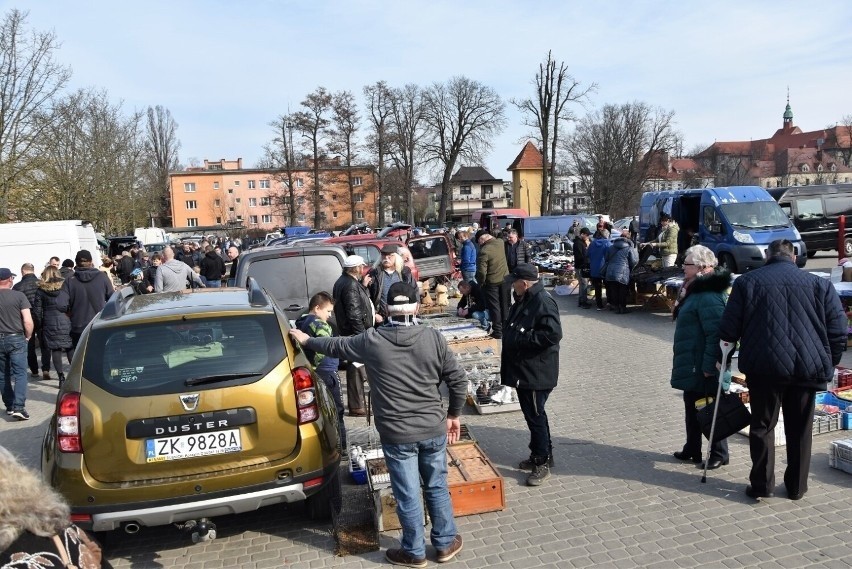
top-left (828, 439), bottom-right (852, 474)
top-left (836, 367), bottom-right (852, 389)
top-left (843, 412), bottom-right (852, 430)
top-left (813, 412), bottom-right (842, 434)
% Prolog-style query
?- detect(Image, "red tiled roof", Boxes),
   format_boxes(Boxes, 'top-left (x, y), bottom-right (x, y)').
top-left (507, 141), bottom-right (543, 170)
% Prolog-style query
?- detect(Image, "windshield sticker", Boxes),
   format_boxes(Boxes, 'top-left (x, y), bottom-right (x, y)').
top-left (111, 367), bottom-right (144, 383)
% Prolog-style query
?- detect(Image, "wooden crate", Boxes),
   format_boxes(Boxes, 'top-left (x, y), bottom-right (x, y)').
top-left (446, 443), bottom-right (505, 517)
top-left (366, 458), bottom-right (426, 532)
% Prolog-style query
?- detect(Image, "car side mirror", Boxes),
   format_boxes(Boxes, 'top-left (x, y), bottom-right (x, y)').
top-left (710, 223), bottom-right (722, 234)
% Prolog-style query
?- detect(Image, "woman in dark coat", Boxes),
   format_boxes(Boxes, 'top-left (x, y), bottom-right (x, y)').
top-left (32, 266), bottom-right (73, 385)
top-left (670, 245), bottom-right (733, 470)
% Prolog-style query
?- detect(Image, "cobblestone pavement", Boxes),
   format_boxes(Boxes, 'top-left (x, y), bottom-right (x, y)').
top-left (4, 281), bottom-right (852, 568)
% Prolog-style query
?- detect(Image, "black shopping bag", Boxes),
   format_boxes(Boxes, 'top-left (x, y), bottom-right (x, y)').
top-left (696, 393), bottom-right (751, 443)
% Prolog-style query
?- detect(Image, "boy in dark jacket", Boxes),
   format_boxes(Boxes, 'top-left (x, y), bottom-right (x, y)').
top-left (296, 292), bottom-right (346, 448)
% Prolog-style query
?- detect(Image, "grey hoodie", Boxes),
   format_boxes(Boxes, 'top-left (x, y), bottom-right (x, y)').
top-left (155, 259), bottom-right (205, 292)
top-left (305, 323), bottom-right (467, 444)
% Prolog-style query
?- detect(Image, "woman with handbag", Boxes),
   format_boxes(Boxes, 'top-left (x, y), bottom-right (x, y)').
top-left (670, 245), bottom-right (733, 470)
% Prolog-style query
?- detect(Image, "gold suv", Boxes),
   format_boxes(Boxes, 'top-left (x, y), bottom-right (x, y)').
top-left (41, 279), bottom-right (341, 538)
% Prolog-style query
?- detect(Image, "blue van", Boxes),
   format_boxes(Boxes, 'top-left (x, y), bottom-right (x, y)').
top-left (639, 186), bottom-right (807, 273)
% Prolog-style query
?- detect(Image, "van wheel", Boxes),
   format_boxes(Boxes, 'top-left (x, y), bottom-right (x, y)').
top-left (845, 239), bottom-right (852, 257)
top-left (718, 253), bottom-right (737, 273)
top-left (306, 467), bottom-right (342, 521)
top-left (806, 250), bottom-right (817, 258)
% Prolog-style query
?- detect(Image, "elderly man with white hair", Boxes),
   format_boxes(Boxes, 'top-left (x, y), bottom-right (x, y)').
top-left (290, 282), bottom-right (467, 566)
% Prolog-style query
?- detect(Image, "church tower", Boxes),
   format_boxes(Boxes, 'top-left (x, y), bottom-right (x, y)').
top-left (782, 91), bottom-right (794, 131)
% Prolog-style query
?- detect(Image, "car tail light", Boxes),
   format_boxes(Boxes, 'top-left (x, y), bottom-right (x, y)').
top-left (57, 393), bottom-right (82, 453)
top-left (293, 367), bottom-right (319, 424)
top-left (70, 513), bottom-right (92, 524)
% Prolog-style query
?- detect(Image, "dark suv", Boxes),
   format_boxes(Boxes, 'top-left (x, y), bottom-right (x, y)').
top-left (41, 280), bottom-right (342, 539)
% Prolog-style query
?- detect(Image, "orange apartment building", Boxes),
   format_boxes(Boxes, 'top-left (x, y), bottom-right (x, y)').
top-left (169, 158), bottom-right (378, 232)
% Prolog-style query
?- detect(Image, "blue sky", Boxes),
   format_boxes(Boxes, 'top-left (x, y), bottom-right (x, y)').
top-left (13, 0), bottom-right (852, 182)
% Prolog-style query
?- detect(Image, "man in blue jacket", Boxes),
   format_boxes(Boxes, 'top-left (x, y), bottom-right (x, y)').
top-left (718, 239), bottom-right (846, 501)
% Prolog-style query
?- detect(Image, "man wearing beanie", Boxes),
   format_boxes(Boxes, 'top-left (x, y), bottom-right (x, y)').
top-left (290, 282), bottom-right (466, 566)
top-left (55, 250), bottom-right (114, 355)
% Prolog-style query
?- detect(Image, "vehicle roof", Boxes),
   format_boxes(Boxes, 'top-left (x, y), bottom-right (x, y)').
top-left (768, 184), bottom-right (852, 200)
top-left (93, 288), bottom-right (274, 327)
top-left (240, 242), bottom-right (347, 258)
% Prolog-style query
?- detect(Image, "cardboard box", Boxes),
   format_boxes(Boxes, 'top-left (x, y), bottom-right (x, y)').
top-left (446, 443), bottom-right (505, 517)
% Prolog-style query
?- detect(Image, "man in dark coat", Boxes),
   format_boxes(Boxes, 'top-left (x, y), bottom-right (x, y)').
top-left (332, 254), bottom-right (374, 416)
top-left (718, 239), bottom-right (846, 501)
top-left (500, 263), bottom-right (563, 486)
top-left (199, 245), bottom-right (226, 287)
top-left (367, 243), bottom-right (416, 322)
top-left (572, 228), bottom-right (592, 308)
top-left (504, 229), bottom-right (530, 273)
top-left (55, 250), bottom-right (113, 356)
top-left (12, 263), bottom-right (47, 379)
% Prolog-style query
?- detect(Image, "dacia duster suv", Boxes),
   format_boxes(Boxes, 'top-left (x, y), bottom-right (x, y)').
top-left (41, 279), bottom-right (341, 538)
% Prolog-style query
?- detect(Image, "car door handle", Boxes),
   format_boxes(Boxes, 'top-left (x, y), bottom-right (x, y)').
top-left (286, 304), bottom-right (303, 311)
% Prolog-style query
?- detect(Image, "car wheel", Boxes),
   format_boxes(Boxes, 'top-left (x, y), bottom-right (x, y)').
top-left (718, 253), bottom-right (737, 273)
top-left (806, 250), bottom-right (817, 258)
top-left (845, 238), bottom-right (852, 257)
top-left (306, 466), bottom-right (342, 521)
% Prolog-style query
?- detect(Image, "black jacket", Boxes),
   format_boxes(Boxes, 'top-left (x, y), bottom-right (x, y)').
top-left (572, 237), bottom-right (589, 271)
top-left (500, 280), bottom-right (563, 390)
top-left (458, 282), bottom-right (487, 314)
top-left (718, 256), bottom-right (847, 389)
top-left (199, 251), bottom-right (226, 282)
top-left (117, 255), bottom-right (135, 284)
top-left (55, 267), bottom-right (114, 334)
top-left (332, 272), bottom-right (373, 336)
top-left (33, 279), bottom-right (72, 350)
top-left (504, 239), bottom-right (530, 271)
top-left (367, 266), bottom-right (416, 318)
top-left (12, 273), bottom-right (39, 305)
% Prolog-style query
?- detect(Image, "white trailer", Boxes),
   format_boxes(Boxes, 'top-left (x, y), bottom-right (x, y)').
top-left (0, 220), bottom-right (101, 284)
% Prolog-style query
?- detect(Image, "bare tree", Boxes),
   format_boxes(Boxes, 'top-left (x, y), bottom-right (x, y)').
top-left (329, 90), bottom-right (360, 225)
top-left (260, 114), bottom-right (301, 226)
top-left (291, 87), bottom-right (332, 228)
top-left (512, 51), bottom-right (594, 215)
top-left (363, 81), bottom-right (393, 223)
top-left (422, 76), bottom-right (506, 224)
top-left (141, 105), bottom-right (180, 227)
top-left (565, 102), bottom-right (679, 217)
top-left (0, 9), bottom-right (71, 221)
top-left (387, 84), bottom-right (425, 224)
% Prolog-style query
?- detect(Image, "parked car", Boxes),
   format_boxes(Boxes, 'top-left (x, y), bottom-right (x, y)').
top-left (41, 280), bottom-right (342, 540)
top-left (768, 184), bottom-right (852, 257)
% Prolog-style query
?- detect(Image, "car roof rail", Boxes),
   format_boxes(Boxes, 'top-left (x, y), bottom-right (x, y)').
top-left (101, 285), bottom-right (136, 320)
top-left (245, 276), bottom-right (269, 307)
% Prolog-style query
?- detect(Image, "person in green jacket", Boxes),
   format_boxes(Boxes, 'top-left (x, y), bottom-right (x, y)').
top-left (670, 245), bottom-right (733, 470)
top-left (475, 232), bottom-right (510, 338)
top-left (642, 213), bottom-right (679, 267)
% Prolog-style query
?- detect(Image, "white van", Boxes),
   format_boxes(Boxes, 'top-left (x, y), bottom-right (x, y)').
top-left (0, 220), bottom-right (101, 283)
top-left (134, 227), bottom-right (167, 245)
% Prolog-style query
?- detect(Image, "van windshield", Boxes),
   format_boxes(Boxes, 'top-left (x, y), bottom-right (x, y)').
top-left (719, 202), bottom-right (791, 229)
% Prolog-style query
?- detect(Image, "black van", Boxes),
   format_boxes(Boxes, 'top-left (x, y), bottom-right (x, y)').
top-left (768, 184), bottom-right (852, 257)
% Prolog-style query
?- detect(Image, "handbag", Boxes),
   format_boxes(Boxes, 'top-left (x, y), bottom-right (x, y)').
top-left (696, 392), bottom-right (750, 443)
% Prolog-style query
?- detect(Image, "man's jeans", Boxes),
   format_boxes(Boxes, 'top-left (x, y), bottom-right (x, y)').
top-left (382, 434), bottom-right (457, 558)
top-left (471, 309), bottom-right (490, 329)
top-left (0, 335), bottom-right (28, 410)
top-left (461, 270), bottom-right (476, 284)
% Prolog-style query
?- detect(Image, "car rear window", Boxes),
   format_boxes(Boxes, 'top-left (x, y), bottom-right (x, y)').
top-left (82, 314), bottom-right (286, 396)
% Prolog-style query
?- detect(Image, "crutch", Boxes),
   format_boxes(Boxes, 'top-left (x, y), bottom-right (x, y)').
top-left (701, 339), bottom-right (736, 484)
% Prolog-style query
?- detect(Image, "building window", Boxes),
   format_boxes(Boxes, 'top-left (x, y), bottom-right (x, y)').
top-left (228, 207), bottom-right (234, 213)
top-left (831, 164), bottom-right (837, 172)
top-left (208, 164), bottom-right (222, 171)
top-left (228, 189), bottom-right (234, 194)
top-left (800, 164), bottom-right (810, 173)
top-left (184, 182), bottom-right (196, 192)
top-left (236, 215), bottom-right (243, 222)
top-left (235, 198), bottom-right (241, 204)
top-left (482, 184), bottom-right (493, 194)
top-left (249, 215), bottom-right (258, 224)
top-left (216, 217), bottom-right (222, 224)
top-left (248, 197), bottom-right (257, 207)
top-left (817, 164), bottom-right (824, 172)
top-left (460, 185), bottom-right (471, 195)
top-left (185, 200), bottom-right (197, 210)
top-left (352, 176), bottom-right (363, 186)
top-left (187, 218), bottom-right (198, 227)
top-left (296, 178), bottom-right (304, 187)
top-left (261, 197), bottom-right (271, 206)
top-left (248, 180), bottom-right (256, 189)
top-left (355, 210), bottom-right (365, 220)
top-left (213, 182), bottom-right (220, 190)
top-left (298, 213), bottom-right (306, 222)
top-left (354, 193), bottom-right (364, 203)
top-left (282, 196), bottom-right (290, 206)
top-left (297, 197), bottom-right (305, 206)
top-left (214, 198), bottom-right (221, 207)
top-left (262, 214), bottom-right (272, 223)
top-left (260, 179), bottom-right (270, 189)
top-left (234, 180), bottom-right (241, 186)
top-left (333, 211), bottom-right (338, 218)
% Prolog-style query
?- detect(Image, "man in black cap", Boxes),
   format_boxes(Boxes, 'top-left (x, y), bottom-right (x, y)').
top-left (367, 242), bottom-right (416, 322)
top-left (501, 263), bottom-right (563, 486)
top-left (0, 267), bottom-right (34, 420)
top-left (56, 250), bottom-right (114, 356)
top-left (289, 282), bottom-right (466, 566)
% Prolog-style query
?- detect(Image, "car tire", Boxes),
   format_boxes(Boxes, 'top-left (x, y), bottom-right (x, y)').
top-left (306, 466), bottom-right (342, 521)
top-left (806, 250), bottom-right (817, 258)
top-left (718, 253), bottom-right (737, 274)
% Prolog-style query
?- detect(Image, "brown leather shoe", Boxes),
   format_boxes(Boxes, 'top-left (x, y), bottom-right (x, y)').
top-left (348, 408), bottom-right (367, 417)
top-left (385, 548), bottom-right (426, 567)
top-left (436, 534), bottom-right (463, 563)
